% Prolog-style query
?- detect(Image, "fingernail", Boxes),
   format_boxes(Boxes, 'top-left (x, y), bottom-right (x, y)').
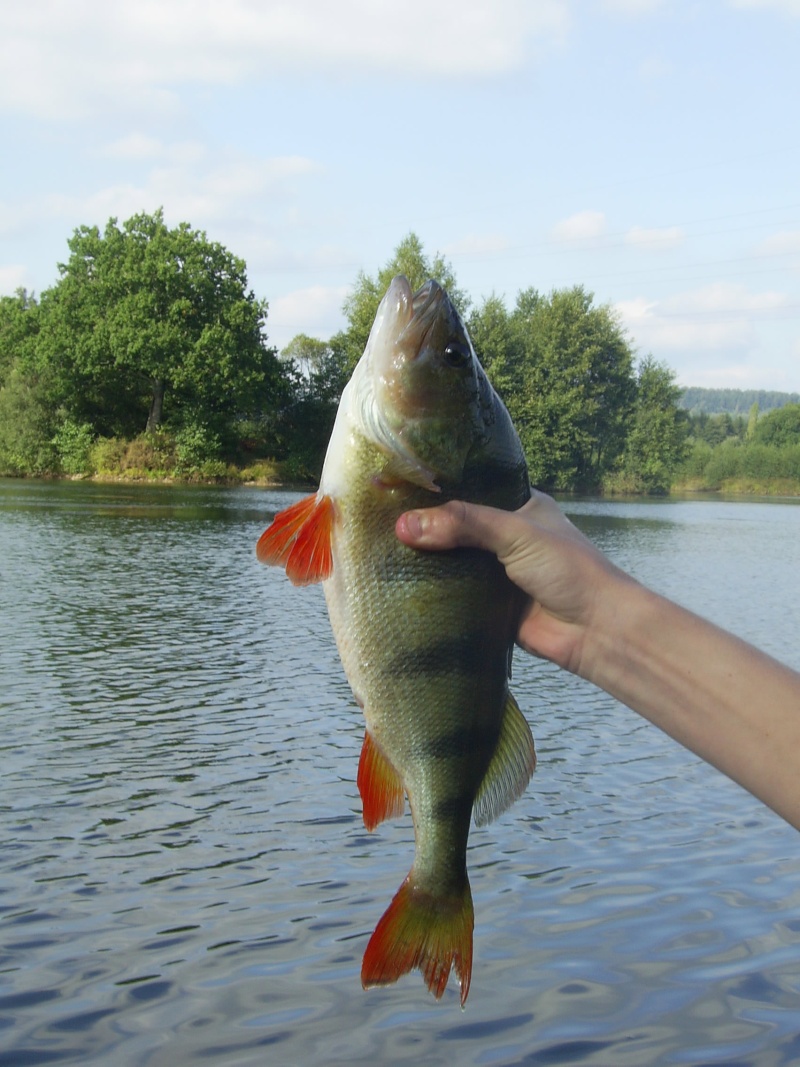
top-left (404, 511), bottom-right (424, 539)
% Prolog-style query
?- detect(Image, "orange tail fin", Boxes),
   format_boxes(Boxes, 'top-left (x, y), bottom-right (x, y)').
top-left (361, 875), bottom-right (474, 1006)
top-left (256, 493), bottom-right (334, 586)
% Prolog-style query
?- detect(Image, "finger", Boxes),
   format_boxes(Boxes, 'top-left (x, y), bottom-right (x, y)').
top-left (396, 500), bottom-right (523, 556)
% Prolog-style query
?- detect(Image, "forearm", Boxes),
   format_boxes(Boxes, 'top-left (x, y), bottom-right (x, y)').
top-left (582, 575), bottom-right (800, 829)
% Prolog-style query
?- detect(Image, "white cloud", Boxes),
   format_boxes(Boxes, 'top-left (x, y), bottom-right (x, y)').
top-left (601, 0), bottom-right (663, 14)
top-left (756, 229), bottom-right (800, 256)
top-left (615, 283), bottom-right (791, 357)
top-left (550, 210), bottom-right (607, 242)
top-left (0, 265), bottom-right (31, 294)
top-left (730, 0), bottom-right (800, 14)
top-left (442, 233), bottom-right (511, 259)
top-left (2, 148), bottom-right (322, 240)
top-left (99, 134), bottom-right (167, 161)
top-left (268, 285), bottom-right (350, 350)
top-left (625, 225), bottom-right (685, 250)
top-left (0, 1), bottom-right (569, 120)
top-left (97, 136), bottom-right (209, 167)
top-left (670, 282), bottom-right (787, 314)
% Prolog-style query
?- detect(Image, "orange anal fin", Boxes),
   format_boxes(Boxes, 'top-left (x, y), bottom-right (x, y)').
top-left (357, 731), bottom-right (405, 831)
top-left (361, 876), bottom-right (474, 1007)
top-left (256, 493), bottom-right (334, 586)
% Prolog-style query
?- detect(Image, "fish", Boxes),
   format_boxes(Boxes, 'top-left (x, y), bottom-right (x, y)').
top-left (256, 275), bottom-right (535, 1006)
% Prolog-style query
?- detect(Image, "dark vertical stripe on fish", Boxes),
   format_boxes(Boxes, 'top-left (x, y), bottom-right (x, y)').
top-left (433, 795), bottom-right (475, 823)
top-left (420, 723), bottom-right (501, 761)
top-left (387, 632), bottom-right (505, 678)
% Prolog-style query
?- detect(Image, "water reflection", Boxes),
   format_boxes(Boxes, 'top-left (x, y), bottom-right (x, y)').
top-left (1, 480), bottom-right (800, 1066)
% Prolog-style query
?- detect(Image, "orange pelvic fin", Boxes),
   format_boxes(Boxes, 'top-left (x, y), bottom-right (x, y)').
top-left (361, 875), bottom-right (474, 1006)
top-left (357, 731), bottom-right (405, 831)
top-left (256, 493), bottom-right (334, 586)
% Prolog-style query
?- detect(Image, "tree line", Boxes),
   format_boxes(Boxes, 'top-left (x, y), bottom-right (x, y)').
top-left (680, 387), bottom-right (800, 415)
top-left (1, 214), bottom-right (798, 494)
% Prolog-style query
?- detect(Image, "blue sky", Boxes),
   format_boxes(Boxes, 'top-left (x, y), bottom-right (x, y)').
top-left (2, 0), bottom-right (799, 390)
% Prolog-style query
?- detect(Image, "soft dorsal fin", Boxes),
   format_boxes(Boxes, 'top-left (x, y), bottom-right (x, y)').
top-left (256, 493), bottom-right (335, 586)
top-left (358, 731), bottom-right (405, 831)
top-left (473, 692), bottom-right (536, 827)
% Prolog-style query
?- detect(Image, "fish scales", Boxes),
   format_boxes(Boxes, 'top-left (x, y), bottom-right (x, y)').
top-left (256, 276), bottom-right (536, 1006)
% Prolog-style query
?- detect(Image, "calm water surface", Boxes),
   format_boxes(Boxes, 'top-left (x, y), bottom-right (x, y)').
top-left (2, 480), bottom-right (800, 1066)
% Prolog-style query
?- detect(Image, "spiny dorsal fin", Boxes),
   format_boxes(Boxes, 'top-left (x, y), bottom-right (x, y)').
top-left (473, 691), bottom-right (536, 827)
top-left (358, 731), bottom-right (405, 831)
top-left (256, 493), bottom-right (335, 586)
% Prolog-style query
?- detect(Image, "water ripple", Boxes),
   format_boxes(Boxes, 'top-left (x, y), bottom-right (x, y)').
top-left (2, 482), bottom-right (800, 1065)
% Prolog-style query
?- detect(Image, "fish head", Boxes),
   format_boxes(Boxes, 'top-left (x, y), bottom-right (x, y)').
top-left (359, 276), bottom-right (495, 490)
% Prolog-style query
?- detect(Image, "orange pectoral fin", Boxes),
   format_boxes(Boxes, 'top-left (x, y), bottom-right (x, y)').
top-left (357, 731), bottom-right (405, 831)
top-left (256, 493), bottom-right (335, 586)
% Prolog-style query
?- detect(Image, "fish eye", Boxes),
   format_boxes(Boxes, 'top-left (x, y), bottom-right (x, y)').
top-left (443, 341), bottom-right (470, 368)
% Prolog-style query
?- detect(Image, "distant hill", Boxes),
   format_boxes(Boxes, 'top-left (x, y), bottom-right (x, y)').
top-left (679, 388), bottom-right (800, 415)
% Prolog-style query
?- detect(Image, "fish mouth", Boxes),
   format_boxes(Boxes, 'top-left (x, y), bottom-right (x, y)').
top-left (396, 279), bottom-right (457, 360)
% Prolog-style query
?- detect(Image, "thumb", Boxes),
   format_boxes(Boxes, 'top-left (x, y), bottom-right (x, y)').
top-left (395, 500), bottom-right (511, 555)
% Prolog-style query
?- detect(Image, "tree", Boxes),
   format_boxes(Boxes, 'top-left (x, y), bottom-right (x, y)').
top-left (753, 403), bottom-right (800, 447)
top-left (0, 290), bottom-right (61, 475)
top-left (335, 233), bottom-right (468, 373)
top-left (33, 209), bottom-right (281, 439)
top-left (277, 333), bottom-right (350, 477)
top-left (0, 289), bottom-right (40, 385)
top-left (503, 287), bottom-right (636, 490)
top-left (467, 294), bottom-right (519, 392)
top-left (619, 357), bottom-right (688, 493)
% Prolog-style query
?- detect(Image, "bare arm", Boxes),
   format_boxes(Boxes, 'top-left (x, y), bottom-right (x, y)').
top-left (396, 493), bottom-right (800, 831)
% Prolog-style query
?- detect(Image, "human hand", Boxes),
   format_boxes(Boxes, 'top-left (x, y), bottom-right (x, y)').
top-left (395, 491), bottom-right (632, 676)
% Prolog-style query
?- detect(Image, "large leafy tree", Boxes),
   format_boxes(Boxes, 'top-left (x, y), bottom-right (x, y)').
top-left (753, 403), bottom-right (800, 447)
top-left (619, 356), bottom-right (688, 493)
top-left (334, 232), bottom-right (468, 373)
top-left (0, 289), bottom-right (61, 474)
top-left (470, 286), bottom-right (636, 490)
top-left (0, 289), bottom-right (40, 385)
top-left (34, 209), bottom-right (280, 437)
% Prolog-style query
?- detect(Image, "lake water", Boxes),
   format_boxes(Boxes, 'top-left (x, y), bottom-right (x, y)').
top-left (2, 479), bottom-right (800, 1066)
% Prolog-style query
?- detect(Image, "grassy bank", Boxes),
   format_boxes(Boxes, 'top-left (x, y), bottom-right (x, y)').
top-left (5, 429), bottom-right (800, 498)
top-left (0, 428), bottom-right (315, 487)
top-left (671, 476), bottom-right (800, 497)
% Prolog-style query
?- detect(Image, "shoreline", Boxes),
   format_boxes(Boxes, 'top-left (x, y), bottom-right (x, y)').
top-left (3, 471), bottom-right (799, 499)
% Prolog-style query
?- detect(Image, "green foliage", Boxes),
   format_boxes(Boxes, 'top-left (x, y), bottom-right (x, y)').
top-left (680, 387), bottom-right (800, 415)
top-left (752, 403), bottom-right (800, 447)
top-left (276, 334), bottom-right (350, 479)
top-left (338, 233), bottom-right (468, 374)
top-left (89, 437), bottom-right (128, 475)
top-left (0, 290), bottom-right (40, 384)
top-left (0, 365), bottom-right (58, 475)
top-left (33, 209), bottom-right (281, 437)
top-left (174, 423), bottom-right (222, 474)
top-left (4, 223), bottom-right (798, 497)
top-left (117, 432), bottom-right (177, 477)
top-left (686, 410), bottom-right (746, 446)
top-left (52, 418), bottom-right (94, 475)
top-left (467, 294), bottom-right (517, 392)
top-left (676, 437), bottom-right (800, 490)
top-left (476, 287), bottom-right (636, 490)
top-left (614, 357), bottom-right (688, 493)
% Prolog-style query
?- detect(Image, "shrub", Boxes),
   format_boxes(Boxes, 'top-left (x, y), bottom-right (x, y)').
top-left (52, 419), bottom-right (94, 475)
top-left (89, 436), bottom-right (128, 474)
top-left (174, 424), bottom-right (222, 475)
